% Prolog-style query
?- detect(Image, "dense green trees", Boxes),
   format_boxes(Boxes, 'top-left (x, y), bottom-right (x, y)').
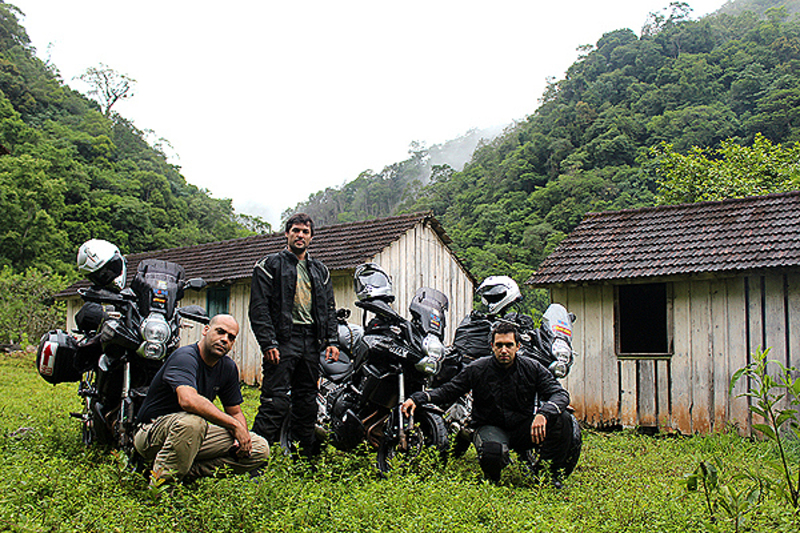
top-left (0, 2), bottom-right (259, 278)
top-left (653, 133), bottom-right (800, 203)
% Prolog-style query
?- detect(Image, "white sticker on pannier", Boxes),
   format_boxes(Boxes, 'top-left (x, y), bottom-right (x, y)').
top-left (39, 341), bottom-right (57, 376)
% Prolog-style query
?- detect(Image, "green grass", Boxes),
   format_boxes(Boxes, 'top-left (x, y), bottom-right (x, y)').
top-left (1, 351), bottom-right (798, 532)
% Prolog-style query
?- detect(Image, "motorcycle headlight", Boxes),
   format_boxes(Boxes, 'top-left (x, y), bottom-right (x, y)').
top-left (415, 334), bottom-right (445, 375)
top-left (138, 313), bottom-right (170, 360)
top-left (139, 341), bottom-right (167, 360)
top-left (422, 334), bottom-right (445, 359)
top-left (550, 338), bottom-right (573, 378)
top-left (415, 355), bottom-right (440, 375)
top-left (549, 360), bottom-right (568, 378)
top-left (141, 313), bottom-right (170, 343)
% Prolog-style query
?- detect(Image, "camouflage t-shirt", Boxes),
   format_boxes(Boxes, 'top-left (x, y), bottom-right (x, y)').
top-left (292, 259), bottom-right (314, 324)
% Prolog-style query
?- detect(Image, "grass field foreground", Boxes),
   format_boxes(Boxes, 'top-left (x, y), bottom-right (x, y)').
top-left (1, 351), bottom-right (798, 532)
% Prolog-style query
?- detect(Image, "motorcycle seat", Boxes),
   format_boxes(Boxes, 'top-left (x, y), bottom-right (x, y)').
top-left (319, 351), bottom-right (353, 381)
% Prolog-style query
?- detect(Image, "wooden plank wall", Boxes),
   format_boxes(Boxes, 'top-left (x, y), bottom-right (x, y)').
top-left (371, 222), bottom-right (475, 344)
top-left (554, 272), bottom-right (798, 435)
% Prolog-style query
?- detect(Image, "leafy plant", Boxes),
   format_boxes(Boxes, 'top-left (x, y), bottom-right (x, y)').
top-left (730, 346), bottom-right (800, 509)
top-left (684, 457), bottom-right (761, 532)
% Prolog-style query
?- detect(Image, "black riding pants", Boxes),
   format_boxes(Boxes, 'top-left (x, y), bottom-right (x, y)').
top-left (252, 326), bottom-right (320, 454)
top-left (473, 410), bottom-right (573, 481)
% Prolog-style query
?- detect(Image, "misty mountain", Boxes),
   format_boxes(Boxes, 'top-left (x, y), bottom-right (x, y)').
top-left (284, 125), bottom-right (504, 226)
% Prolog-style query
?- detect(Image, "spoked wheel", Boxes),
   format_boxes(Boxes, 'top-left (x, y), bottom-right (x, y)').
top-left (376, 410), bottom-right (448, 474)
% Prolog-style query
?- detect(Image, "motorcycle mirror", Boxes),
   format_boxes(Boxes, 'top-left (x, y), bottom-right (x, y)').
top-left (184, 278), bottom-right (207, 291)
top-left (177, 305), bottom-right (210, 324)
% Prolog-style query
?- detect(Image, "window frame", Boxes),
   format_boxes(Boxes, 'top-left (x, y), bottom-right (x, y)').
top-left (614, 281), bottom-right (674, 360)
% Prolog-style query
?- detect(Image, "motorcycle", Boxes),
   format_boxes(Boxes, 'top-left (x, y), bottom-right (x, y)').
top-left (36, 242), bottom-right (208, 460)
top-left (280, 263), bottom-right (455, 473)
top-left (442, 275), bottom-right (582, 478)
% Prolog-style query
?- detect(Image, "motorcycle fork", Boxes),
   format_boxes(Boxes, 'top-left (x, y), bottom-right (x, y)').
top-left (73, 371), bottom-right (97, 442)
top-left (118, 361), bottom-right (133, 449)
top-left (397, 372), bottom-right (414, 451)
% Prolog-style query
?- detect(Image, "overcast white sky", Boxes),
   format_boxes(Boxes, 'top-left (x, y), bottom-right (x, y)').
top-left (12, 0), bottom-right (726, 228)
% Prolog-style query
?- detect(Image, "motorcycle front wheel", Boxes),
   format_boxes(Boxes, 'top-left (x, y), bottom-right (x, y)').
top-left (376, 410), bottom-right (448, 474)
top-left (278, 408), bottom-right (328, 456)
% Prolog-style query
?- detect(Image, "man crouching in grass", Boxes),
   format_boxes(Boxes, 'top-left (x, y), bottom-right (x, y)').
top-left (134, 314), bottom-right (269, 484)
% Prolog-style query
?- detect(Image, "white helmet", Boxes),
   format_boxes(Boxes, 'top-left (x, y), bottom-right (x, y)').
top-left (477, 275), bottom-right (521, 316)
top-left (354, 263), bottom-right (394, 302)
top-left (77, 239), bottom-right (127, 291)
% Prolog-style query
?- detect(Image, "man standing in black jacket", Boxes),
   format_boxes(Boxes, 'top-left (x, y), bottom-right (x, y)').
top-left (402, 321), bottom-right (574, 483)
top-left (249, 213), bottom-right (339, 457)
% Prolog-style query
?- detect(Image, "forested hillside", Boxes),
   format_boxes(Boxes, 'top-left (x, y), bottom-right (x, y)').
top-left (285, 126), bottom-right (503, 226)
top-left (0, 2), bottom-right (259, 277)
top-left (293, 0), bottom-right (800, 315)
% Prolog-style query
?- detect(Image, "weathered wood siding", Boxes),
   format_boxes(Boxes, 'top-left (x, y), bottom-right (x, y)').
top-left (552, 271), bottom-right (800, 435)
top-left (367, 221), bottom-right (474, 344)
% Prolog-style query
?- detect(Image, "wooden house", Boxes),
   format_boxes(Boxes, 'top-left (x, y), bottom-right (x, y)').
top-left (57, 213), bottom-right (476, 384)
top-left (526, 192), bottom-right (800, 435)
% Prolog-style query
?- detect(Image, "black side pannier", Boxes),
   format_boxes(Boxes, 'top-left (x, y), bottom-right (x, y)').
top-left (452, 311), bottom-right (492, 362)
top-left (36, 330), bottom-right (82, 384)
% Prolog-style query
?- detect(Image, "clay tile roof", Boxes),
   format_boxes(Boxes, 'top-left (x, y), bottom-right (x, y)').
top-left (527, 191), bottom-right (800, 286)
top-left (57, 212), bottom-right (455, 297)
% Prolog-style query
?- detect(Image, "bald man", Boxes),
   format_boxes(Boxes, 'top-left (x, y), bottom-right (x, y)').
top-left (134, 314), bottom-right (269, 483)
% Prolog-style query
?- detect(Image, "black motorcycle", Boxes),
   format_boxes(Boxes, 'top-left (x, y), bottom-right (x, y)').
top-left (37, 257), bottom-right (208, 459)
top-left (280, 286), bottom-right (454, 473)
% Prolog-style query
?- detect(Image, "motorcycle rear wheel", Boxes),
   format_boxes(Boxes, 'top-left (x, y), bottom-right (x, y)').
top-left (278, 414), bottom-right (295, 456)
top-left (525, 412), bottom-right (582, 479)
top-left (376, 410), bottom-right (448, 473)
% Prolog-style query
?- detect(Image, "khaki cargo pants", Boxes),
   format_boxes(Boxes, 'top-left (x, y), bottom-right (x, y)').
top-left (134, 411), bottom-right (270, 482)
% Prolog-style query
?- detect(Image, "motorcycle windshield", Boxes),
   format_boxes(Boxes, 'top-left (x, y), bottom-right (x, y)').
top-left (409, 287), bottom-right (449, 337)
top-left (131, 259), bottom-right (186, 318)
top-left (541, 303), bottom-right (572, 340)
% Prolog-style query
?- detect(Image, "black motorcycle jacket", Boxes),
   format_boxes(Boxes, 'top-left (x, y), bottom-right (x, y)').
top-left (249, 248), bottom-right (338, 353)
top-left (411, 355), bottom-right (569, 429)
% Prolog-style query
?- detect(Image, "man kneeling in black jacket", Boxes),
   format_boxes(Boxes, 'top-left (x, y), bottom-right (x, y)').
top-left (402, 321), bottom-right (574, 484)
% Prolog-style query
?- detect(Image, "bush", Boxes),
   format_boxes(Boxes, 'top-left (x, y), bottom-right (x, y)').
top-left (0, 265), bottom-right (70, 345)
